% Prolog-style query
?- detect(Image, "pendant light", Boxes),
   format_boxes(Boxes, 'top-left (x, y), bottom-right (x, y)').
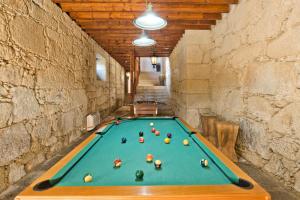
top-left (132, 30), bottom-right (156, 47)
top-left (133, 2), bottom-right (167, 30)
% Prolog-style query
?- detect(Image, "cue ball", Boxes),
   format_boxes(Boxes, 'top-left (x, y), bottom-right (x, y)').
top-left (83, 174), bottom-right (93, 183)
top-left (183, 139), bottom-right (189, 146)
top-left (150, 122), bottom-right (154, 126)
top-left (201, 159), bottom-right (208, 167)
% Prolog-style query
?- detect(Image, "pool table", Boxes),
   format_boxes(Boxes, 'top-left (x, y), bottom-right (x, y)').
top-left (16, 117), bottom-right (271, 200)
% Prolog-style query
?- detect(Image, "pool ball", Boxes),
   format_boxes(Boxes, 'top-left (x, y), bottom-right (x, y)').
top-left (151, 128), bottom-right (156, 133)
top-left (167, 133), bottom-right (172, 138)
top-left (150, 122), bottom-right (154, 126)
top-left (201, 159), bottom-right (208, 167)
top-left (135, 170), bottom-right (144, 180)
top-left (139, 137), bottom-right (144, 143)
top-left (83, 174), bottom-right (93, 183)
top-left (164, 138), bottom-right (170, 144)
top-left (139, 131), bottom-right (144, 137)
top-left (146, 154), bottom-right (153, 162)
top-left (183, 139), bottom-right (189, 146)
top-left (114, 159), bottom-right (122, 168)
top-left (115, 120), bottom-right (121, 125)
top-left (121, 137), bottom-right (127, 144)
top-left (154, 160), bottom-right (162, 169)
top-left (155, 130), bottom-right (160, 136)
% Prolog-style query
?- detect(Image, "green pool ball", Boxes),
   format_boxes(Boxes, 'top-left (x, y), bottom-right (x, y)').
top-left (135, 170), bottom-right (144, 180)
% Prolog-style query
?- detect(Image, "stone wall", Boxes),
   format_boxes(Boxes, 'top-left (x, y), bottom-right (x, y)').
top-left (210, 0), bottom-right (300, 191)
top-left (0, 0), bottom-right (125, 194)
top-left (170, 30), bottom-right (212, 129)
top-left (170, 0), bottom-right (300, 192)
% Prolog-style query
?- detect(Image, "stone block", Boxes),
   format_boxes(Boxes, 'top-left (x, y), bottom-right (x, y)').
top-left (267, 26), bottom-right (300, 58)
top-left (211, 66), bottom-right (240, 88)
top-left (25, 153), bottom-right (45, 172)
top-left (0, 167), bottom-right (6, 192)
top-left (0, 103), bottom-right (12, 128)
top-left (185, 109), bottom-right (200, 129)
top-left (264, 154), bottom-right (286, 177)
top-left (246, 96), bottom-right (275, 121)
top-left (181, 79), bottom-right (209, 94)
top-left (269, 103), bottom-right (300, 137)
top-left (295, 171), bottom-right (300, 192)
top-left (185, 45), bottom-right (203, 64)
top-left (0, 12), bottom-right (7, 42)
top-left (8, 163), bottom-right (26, 184)
top-left (10, 16), bottom-right (46, 56)
top-left (0, 44), bottom-right (14, 61)
top-left (184, 30), bottom-right (212, 45)
top-left (60, 110), bottom-right (75, 133)
top-left (184, 64), bottom-right (211, 80)
top-left (269, 137), bottom-right (298, 161)
top-left (0, 123), bottom-right (30, 166)
top-left (185, 93), bottom-right (211, 109)
top-left (12, 87), bottom-right (40, 123)
top-left (244, 62), bottom-right (296, 97)
top-left (0, 64), bottom-right (23, 85)
top-left (31, 117), bottom-right (51, 141)
top-left (238, 119), bottom-right (271, 160)
top-left (230, 43), bottom-right (265, 67)
top-left (36, 66), bottom-right (70, 89)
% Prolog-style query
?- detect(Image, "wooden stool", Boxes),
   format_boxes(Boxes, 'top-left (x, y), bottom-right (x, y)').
top-left (200, 115), bottom-right (218, 147)
top-left (216, 121), bottom-right (239, 162)
top-left (134, 102), bottom-right (158, 116)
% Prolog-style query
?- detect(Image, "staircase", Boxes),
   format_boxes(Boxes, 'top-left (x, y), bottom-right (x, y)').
top-left (135, 72), bottom-right (173, 115)
top-left (138, 71), bottom-right (160, 86)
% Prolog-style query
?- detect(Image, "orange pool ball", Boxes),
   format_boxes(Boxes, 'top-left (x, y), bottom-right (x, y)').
top-left (146, 154), bottom-right (153, 162)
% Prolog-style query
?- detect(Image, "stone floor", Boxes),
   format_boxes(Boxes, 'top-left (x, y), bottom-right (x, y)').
top-left (1, 107), bottom-right (300, 200)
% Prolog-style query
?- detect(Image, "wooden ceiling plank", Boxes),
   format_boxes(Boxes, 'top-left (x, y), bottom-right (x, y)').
top-left (60, 3), bottom-right (229, 13)
top-left (53, 0), bottom-right (238, 4)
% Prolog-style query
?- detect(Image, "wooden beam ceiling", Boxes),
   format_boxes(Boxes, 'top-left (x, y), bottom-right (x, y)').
top-left (53, 0), bottom-right (238, 70)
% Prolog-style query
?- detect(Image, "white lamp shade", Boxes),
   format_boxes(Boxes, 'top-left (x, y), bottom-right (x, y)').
top-left (133, 4), bottom-right (167, 30)
top-left (132, 31), bottom-right (156, 47)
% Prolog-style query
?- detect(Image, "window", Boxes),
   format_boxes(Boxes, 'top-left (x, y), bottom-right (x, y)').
top-left (96, 53), bottom-right (107, 81)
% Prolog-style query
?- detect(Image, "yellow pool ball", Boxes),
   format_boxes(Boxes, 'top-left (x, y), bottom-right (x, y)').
top-left (164, 138), bottom-right (170, 144)
top-left (83, 174), bottom-right (93, 183)
top-left (183, 139), bottom-right (189, 146)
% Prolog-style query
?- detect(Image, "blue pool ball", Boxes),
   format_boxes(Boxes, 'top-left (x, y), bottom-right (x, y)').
top-left (139, 131), bottom-right (144, 137)
top-left (121, 137), bottom-right (127, 144)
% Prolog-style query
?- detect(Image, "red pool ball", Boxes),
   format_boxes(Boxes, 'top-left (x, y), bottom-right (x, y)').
top-left (151, 128), bottom-right (156, 133)
top-left (139, 137), bottom-right (144, 143)
top-left (155, 130), bottom-right (160, 136)
top-left (115, 120), bottom-right (121, 125)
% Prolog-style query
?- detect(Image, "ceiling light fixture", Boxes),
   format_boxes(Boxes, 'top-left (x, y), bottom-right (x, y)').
top-left (133, 2), bottom-right (167, 30)
top-left (132, 30), bottom-right (156, 47)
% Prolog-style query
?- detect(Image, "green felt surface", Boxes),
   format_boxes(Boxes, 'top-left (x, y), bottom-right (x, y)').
top-left (54, 118), bottom-right (238, 186)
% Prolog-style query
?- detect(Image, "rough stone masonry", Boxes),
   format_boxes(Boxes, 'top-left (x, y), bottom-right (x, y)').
top-left (170, 0), bottom-right (300, 192)
top-left (0, 0), bottom-right (125, 194)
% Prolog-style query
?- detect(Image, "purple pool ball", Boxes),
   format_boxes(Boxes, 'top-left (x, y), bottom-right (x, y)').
top-left (167, 133), bottom-right (172, 138)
